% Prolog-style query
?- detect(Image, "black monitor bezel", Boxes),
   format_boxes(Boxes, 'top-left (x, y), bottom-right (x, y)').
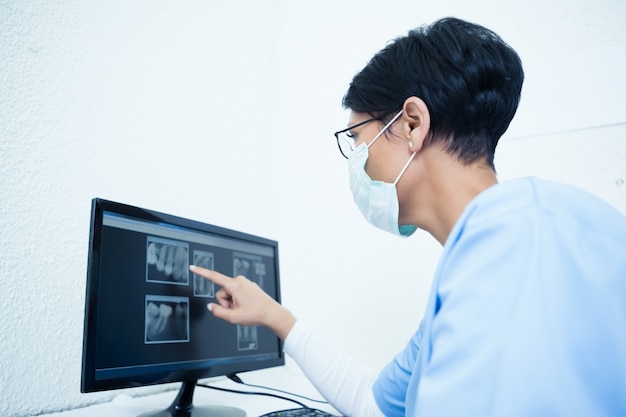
top-left (81, 198), bottom-right (284, 393)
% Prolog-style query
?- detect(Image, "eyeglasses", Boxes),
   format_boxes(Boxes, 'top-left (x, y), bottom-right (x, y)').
top-left (333, 109), bottom-right (399, 159)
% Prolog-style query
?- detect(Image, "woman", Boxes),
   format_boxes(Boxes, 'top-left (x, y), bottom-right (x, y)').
top-left (191, 17), bottom-right (626, 416)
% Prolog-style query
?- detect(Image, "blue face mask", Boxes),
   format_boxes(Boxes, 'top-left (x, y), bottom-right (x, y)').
top-left (348, 111), bottom-right (418, 237)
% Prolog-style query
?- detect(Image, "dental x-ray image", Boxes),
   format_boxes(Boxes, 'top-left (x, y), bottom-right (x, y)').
top-left (233, 252), bottom-right (266, 289)
top-left (146, 236), bottom-right (189, 285)
top-left (193, 250), bottom-right (215, 297)
top-left (145, 295), bottom-right (189, 344)
top-left (233, 252), bottom-right (266, 351)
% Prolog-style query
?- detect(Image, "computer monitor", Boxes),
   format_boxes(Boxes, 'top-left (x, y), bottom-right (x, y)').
top-left (81, 198), bottom-right (284, 416)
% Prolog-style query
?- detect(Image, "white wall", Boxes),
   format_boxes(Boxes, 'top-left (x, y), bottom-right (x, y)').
top-left (1, 1), bottom-right (625, 416)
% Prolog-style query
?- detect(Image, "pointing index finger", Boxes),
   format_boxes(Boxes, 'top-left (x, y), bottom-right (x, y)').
top-left (189, 265), bottom-right (233, 288)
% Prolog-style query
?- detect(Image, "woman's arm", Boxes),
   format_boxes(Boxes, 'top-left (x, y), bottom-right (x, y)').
top-left (284, 320), bottom-right (384, 417)
top-left (190, 265), bottom-right (384, 417)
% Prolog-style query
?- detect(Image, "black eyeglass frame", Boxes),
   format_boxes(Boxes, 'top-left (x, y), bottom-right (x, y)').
top-left (333, 109), bottom-right (399, 159)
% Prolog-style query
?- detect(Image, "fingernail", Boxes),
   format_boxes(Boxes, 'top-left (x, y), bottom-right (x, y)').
top-left (207, 303), bottom-right (213, 311)
top-left (189, 265), bottom-right (196, 271)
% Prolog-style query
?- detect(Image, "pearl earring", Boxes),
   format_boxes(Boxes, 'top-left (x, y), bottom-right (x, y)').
top-left (408, 141), bottom-right (414, 149)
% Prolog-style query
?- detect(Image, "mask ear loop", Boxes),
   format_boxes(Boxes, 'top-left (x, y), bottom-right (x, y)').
top-left (364, 109), bottom-right (413, 185)
top-left (366, 110), bottom-right (404, 149)
top-left (393, 151), bottom-right (417, 186)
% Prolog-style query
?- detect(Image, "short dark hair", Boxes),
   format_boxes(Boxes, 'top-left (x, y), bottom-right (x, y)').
top-left (342, 17), bottom-right (524, 169)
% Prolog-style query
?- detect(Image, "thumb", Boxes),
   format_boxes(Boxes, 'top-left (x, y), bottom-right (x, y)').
top-left (207, 302), bottom-right (235, 323)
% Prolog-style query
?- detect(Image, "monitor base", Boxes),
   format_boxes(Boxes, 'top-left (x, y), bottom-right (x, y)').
top-left (136, 380), bottom-right (246, 417)
top-left (138, 405), bottom-right (246, 417)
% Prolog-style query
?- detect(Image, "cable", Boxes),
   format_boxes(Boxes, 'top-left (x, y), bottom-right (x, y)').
top-left (226, 373), bottom-right (329, 405)
top-left (196, 382), bottom-right (310, 409)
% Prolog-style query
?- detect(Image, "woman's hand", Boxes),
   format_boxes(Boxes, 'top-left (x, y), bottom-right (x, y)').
top-left (190, 265), bottom-right (296, 340)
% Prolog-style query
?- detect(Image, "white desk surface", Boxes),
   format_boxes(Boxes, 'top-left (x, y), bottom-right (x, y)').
top-left (42, 365), bottom-right (339, 417)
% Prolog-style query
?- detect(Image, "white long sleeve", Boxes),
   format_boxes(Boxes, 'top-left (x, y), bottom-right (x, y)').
top-left (283, 321), bottom-right (385, 417)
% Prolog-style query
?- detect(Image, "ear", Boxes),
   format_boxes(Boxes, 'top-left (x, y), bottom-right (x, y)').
top-left (402, 96), bottom-right (431, 153)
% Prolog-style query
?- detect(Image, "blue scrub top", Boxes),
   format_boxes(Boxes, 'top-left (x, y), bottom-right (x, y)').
top-left (373, 177), bottom-right (626, 416)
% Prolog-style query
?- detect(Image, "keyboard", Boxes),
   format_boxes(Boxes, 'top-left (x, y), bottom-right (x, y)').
top-left (258, 407), bottom-right (337, 417)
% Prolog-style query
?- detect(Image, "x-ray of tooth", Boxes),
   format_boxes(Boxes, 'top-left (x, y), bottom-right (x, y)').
top-left (146, 237), bottom-right (189, 285)
top-left (254, 261), bottom-right (266, 289)
top-left (145, 295), bottom-right (189, 344)
top-left (233, 252), bottom-right (266, 351)
top-left (237, 324), bottom-right (258, 351)
top-left (233, 252), bottom-right (265, 289)
top-left (193, 250), bottom-right (215, 297)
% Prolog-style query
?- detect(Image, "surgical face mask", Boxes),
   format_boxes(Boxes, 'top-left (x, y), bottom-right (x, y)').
top-left (348, 111), bottom-right (418, 237)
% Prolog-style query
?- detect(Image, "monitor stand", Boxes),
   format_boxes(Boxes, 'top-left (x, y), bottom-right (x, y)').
top-left (137, 380), bottom-right (246, 417)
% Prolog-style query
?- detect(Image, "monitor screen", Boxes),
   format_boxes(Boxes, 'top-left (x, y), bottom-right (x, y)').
top-left (81, 198), bottom-right (284, 398)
